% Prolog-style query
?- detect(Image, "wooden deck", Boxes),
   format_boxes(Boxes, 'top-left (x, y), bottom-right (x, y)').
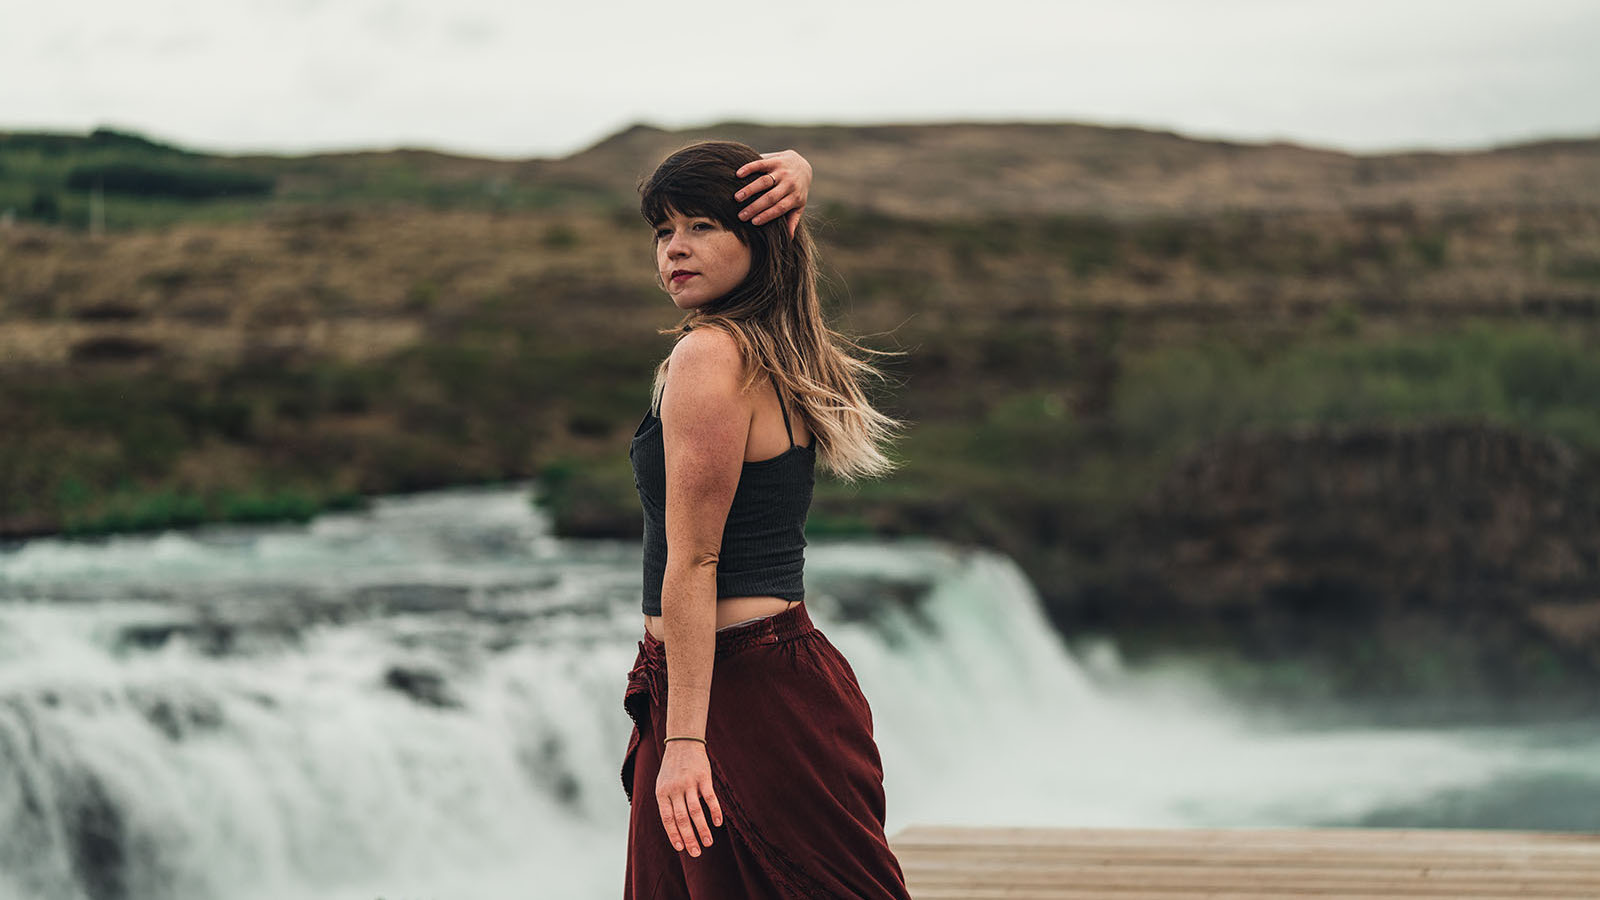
top-left (887, 824), bottom-right (1600, 899)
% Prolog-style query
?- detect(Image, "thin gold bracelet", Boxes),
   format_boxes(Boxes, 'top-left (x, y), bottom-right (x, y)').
top-left (664, 735), bottom-right (706, 745)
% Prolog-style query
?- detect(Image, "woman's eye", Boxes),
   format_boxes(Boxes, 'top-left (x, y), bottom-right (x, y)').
top-left (656, 222), bottom-right (713, 239)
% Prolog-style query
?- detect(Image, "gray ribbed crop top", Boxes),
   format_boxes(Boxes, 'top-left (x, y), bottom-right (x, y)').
top-left (630, 371), bottom-right (815, 616)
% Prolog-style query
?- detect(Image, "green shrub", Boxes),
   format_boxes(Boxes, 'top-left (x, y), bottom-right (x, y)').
top-left (86, 127), bottom-right (191, 155)
top-left (542, 225), bottom-right (579, 248)
top-left (61, 486), bottom-right (209, 535)
top-left (215, 485), bottom-right (320, 523)
top-left (1409, 231), bottom-right (1449, 268)
top-left (1039, 215), bottom-right (1120, 276)
top-left (1551, 255), bottom-right (1600, 284)
top-left (65, 162), bottom-right (274, 199)
top-left (805, 512), bottom-right (875, 536)
top-left (1323, 301), bottom-right (1362, 336)
top-left (27, 190), bottom-right (59, 222)
top-left (405, 280), bottom-right (440, 312)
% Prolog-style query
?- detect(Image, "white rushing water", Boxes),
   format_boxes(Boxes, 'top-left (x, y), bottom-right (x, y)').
top-left (1, 481), bottom-right (1597, 900)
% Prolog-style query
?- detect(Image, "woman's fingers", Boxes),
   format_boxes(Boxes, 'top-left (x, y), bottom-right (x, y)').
top-left (698, 776), bottom-right (724, 838)
top-left (733, 157), bottom-right (775, 199)
top-left (660, 790), bottom-right (721, 856)
top-left (658, 788), bottom-right (722, 856)
top-left (684, 785), bottom-right (717, 851)
top-left (735, 165), bottom-right (787, 218)
top-left (733, 153), bottom-right (781, 192)
top-left (740, 183), bottom-right (797, 225)
top-left (663, 792), bottom-right (699, 855)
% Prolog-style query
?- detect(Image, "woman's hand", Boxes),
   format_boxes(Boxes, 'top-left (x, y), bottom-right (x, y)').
top-left (735, 149), bottom-right (812, 239)
top-left (656, 740), bottom-right (723, 857)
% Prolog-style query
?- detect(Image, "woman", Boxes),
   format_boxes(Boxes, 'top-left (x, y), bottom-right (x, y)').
top-left (621, 140), bottom-right (913, 899)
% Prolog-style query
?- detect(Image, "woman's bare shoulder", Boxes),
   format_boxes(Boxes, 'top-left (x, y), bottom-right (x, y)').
top-left (669, 327), bottom-right (750, 384)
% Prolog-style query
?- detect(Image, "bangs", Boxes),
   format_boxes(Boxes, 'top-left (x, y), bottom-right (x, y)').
top-left (642, 194), bottom-right (724, 227)
top-left (639, 165), bottom-right (741, 230)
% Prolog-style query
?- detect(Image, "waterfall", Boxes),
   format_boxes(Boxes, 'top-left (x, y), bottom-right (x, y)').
top-left (3, 483), bottom-right (1595, 899)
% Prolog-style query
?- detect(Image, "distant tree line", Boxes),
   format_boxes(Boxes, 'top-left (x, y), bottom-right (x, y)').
top-left (0, 127), bottom-right (192, 157)
top-left (64, 162), bottom-right (275, 199)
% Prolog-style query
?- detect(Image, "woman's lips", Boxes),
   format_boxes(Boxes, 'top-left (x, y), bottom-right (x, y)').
top-left (672, 273), bottom-right (697, 284)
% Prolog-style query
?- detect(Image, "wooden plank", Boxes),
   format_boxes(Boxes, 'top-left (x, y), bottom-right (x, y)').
top-left (887, 825), bottom-right (1600, 899)
top-left (891, 846), bottom-right (1600, 874)
top-left (900, 892), bottom-right (1579, 900)
top-left (902, 883), bottom-right (1574, 890)
top-left (894, 825), bottom-right (1600, 851)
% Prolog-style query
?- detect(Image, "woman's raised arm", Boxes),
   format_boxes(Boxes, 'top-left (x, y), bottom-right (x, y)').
top-left (734, 149), bottom-right (812, 239)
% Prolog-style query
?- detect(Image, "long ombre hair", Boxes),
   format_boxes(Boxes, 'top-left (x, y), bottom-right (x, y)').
top-left (638, 140), bottom-right (907, 483)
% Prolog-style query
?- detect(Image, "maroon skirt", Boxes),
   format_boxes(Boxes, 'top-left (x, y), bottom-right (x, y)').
top-left (621, 600), bottom-right (913, 899)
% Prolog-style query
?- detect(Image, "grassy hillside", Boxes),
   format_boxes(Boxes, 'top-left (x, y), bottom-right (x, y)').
top-left (4, 120), bottom-right (1599, 537)
top-left (11, 121), bottom-right (1600, 229)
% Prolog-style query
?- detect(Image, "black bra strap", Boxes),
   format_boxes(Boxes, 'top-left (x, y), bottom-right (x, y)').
top-left (768, 371), bottom-right (795, 450)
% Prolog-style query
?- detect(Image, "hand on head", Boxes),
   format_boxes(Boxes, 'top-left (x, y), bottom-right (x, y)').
top-left (734, 150), bottom-right (812, 239)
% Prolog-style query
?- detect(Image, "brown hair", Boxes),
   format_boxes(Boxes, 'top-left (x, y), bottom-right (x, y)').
top-left (638, 140), bottom-right (907, 482)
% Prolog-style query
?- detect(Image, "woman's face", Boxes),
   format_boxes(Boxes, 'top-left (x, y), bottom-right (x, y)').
top-left (653, 208), bottom-right (751, 310)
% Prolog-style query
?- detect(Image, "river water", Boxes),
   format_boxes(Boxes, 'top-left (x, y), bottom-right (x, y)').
top-left (2, 482), bottom-right (1596, 899)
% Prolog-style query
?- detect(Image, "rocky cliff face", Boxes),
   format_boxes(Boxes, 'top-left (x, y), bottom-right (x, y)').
top-left (1094, 422), bottom-right (1600, 710)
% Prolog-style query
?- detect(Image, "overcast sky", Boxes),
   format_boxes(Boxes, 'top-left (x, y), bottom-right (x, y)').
top-left (3, 0), bottom-right (1597, 160)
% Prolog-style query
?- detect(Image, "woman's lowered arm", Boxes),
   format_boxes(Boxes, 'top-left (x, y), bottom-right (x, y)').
top-left (657, 327), bottom-right (749, 739)
top-left (652, 327), bottom-right (750, 854)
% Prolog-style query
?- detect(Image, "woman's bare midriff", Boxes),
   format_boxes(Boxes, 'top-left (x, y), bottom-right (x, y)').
top-left (644, 596), bottom-right (800, 642)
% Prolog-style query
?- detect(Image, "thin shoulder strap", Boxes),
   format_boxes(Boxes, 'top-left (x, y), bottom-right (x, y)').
top-left (767, 371), bottom-right (795, 450)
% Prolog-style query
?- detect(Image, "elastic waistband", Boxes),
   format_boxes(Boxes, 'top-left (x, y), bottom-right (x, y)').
top-left (640, 601), bottom-right (814, 660)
